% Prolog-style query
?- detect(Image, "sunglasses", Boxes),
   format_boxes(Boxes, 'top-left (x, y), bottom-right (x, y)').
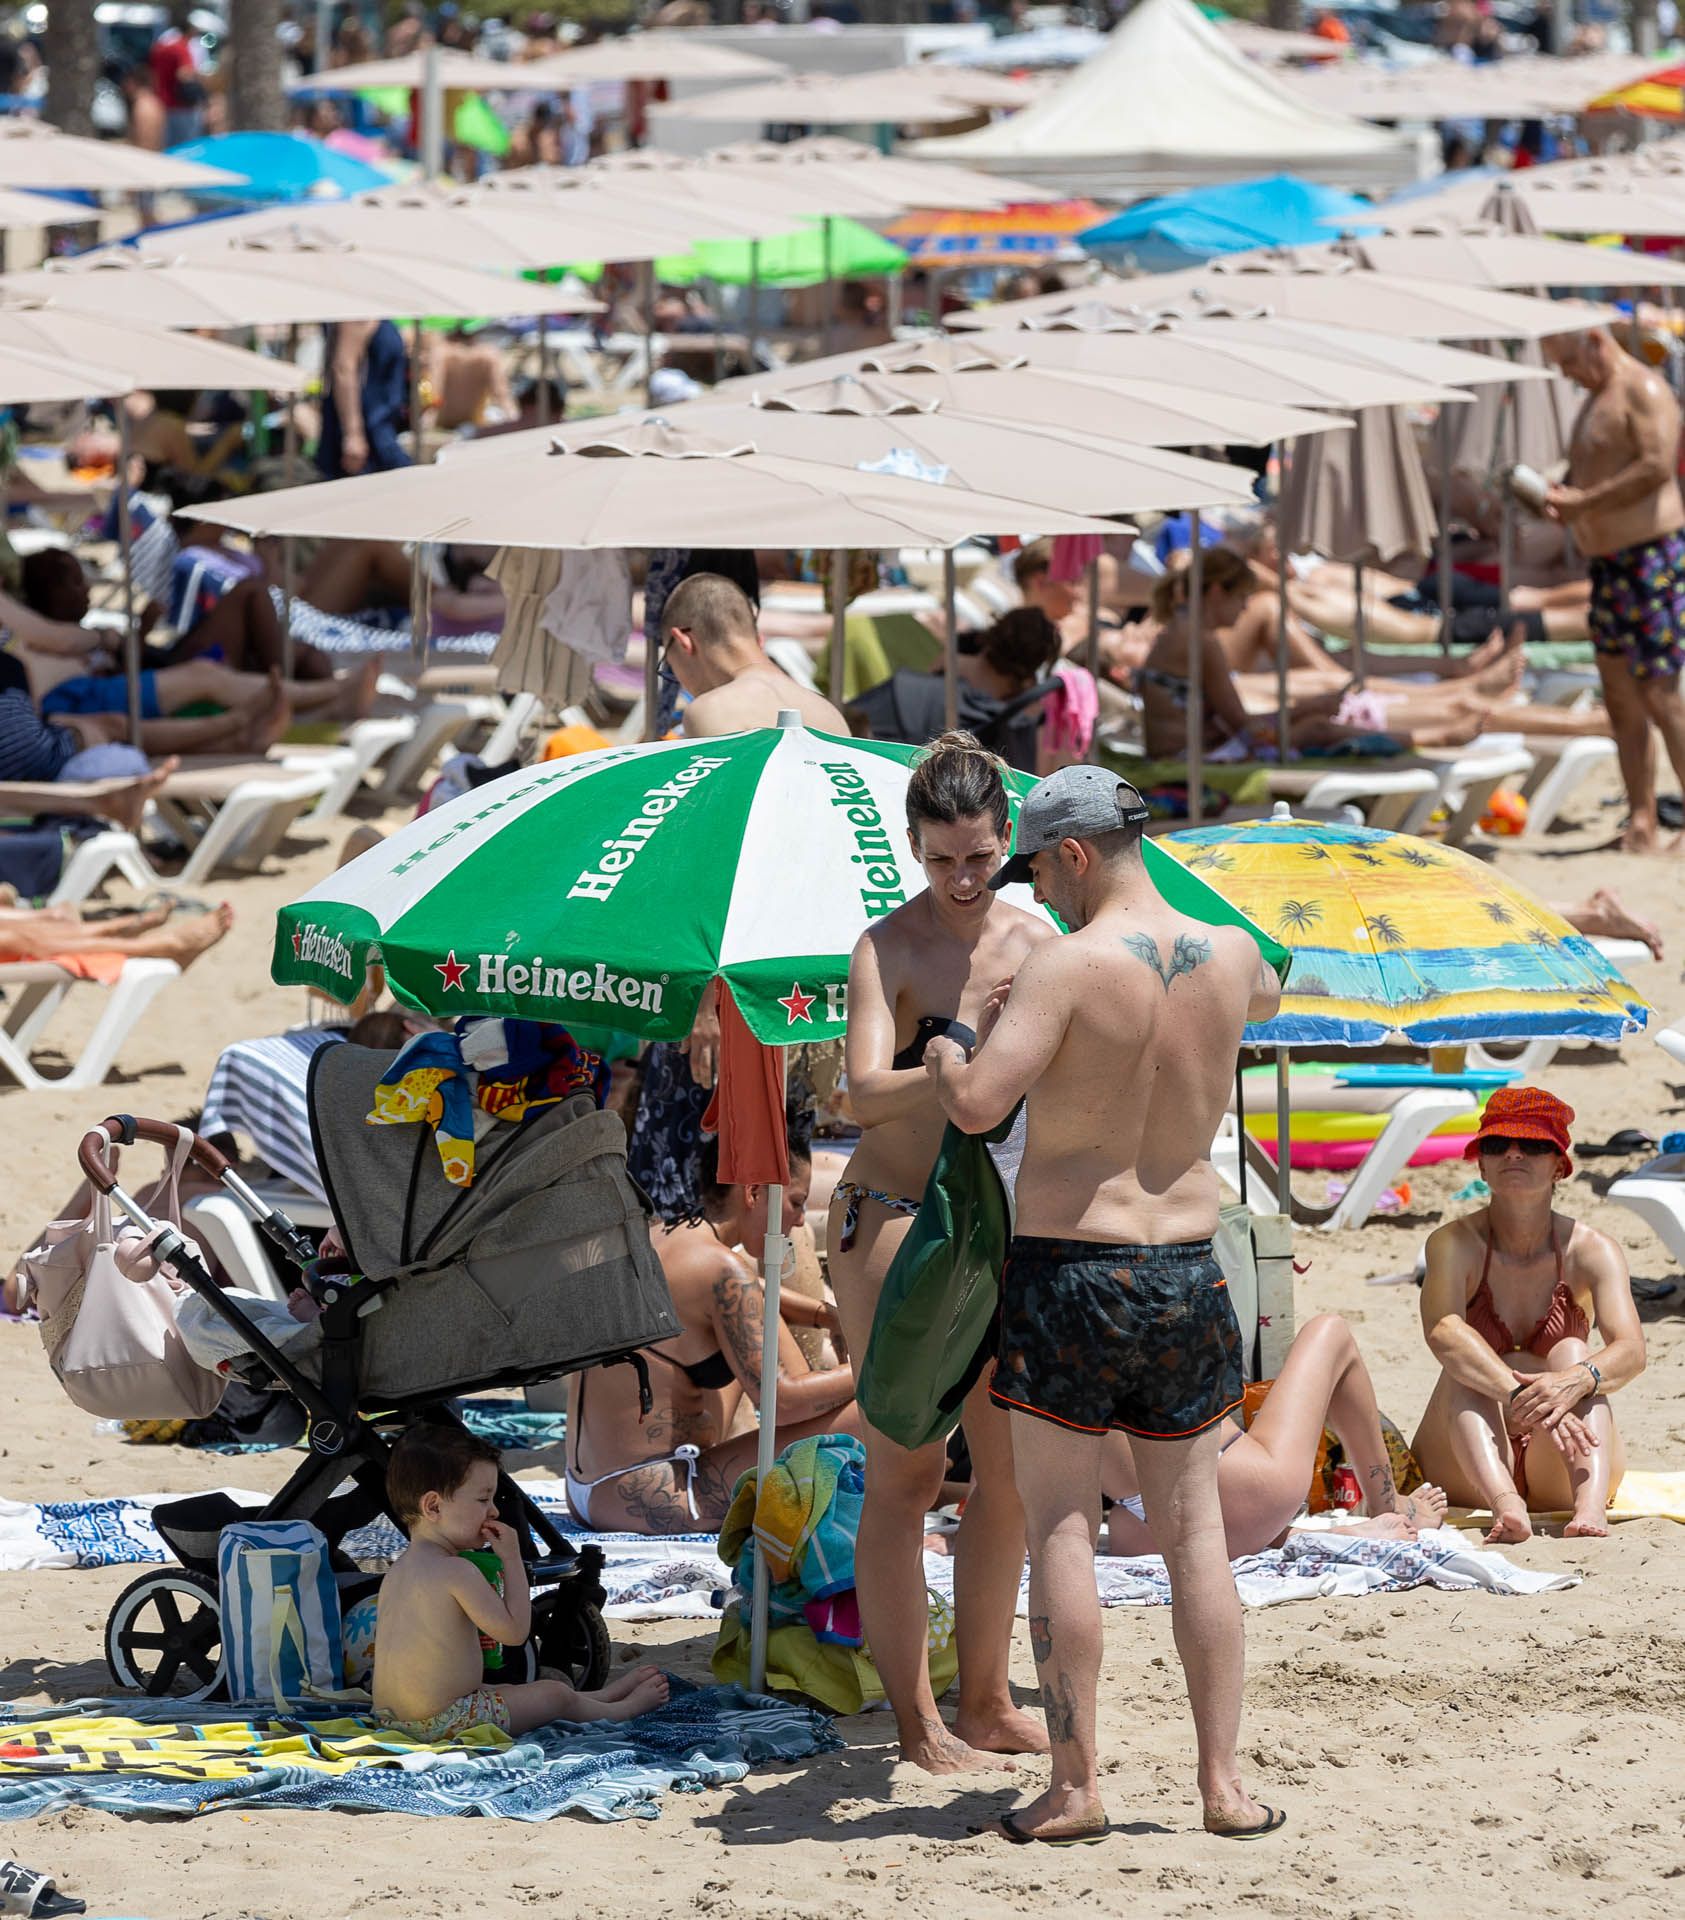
top-left (1477, 1135), bottom-right (1561, 1158)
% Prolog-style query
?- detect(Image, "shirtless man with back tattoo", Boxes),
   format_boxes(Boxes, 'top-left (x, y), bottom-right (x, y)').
top-left (1546, 327), bottom-right (1685, 850)
top-left (925, 765), bottom-right (1285, 1846)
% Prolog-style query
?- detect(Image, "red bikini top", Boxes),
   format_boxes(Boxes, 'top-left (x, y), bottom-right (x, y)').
top-left (1466, 1222), bottom-right (1589, 1360)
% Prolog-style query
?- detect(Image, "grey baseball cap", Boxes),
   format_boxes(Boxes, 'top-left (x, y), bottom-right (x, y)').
top-left (988, 765), bottom-right (1152, 891)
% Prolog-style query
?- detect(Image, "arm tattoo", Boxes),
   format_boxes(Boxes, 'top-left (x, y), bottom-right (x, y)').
top-left (1028, 1613), bottom-right (1053, 1667)
top-left (712, 1269), bottom-right (765, 1391)
top-left (1041, 1669), bottom-right (1080, 1745)
top-left (1121, 930), bottom-right (1212, 991)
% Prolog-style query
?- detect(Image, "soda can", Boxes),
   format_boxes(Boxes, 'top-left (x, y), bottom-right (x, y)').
top-left (1330, 1464), bottom-right (1363, 1512)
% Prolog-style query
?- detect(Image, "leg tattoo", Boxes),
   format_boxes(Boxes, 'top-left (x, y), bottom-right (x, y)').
top-left (1041, 1670), bottom-right (1079, 1745)
top-left (1029, 1613), bottom-right (1053, 1667)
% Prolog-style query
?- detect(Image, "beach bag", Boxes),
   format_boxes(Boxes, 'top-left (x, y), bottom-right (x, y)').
top-left (218, 1521), bottom-right (344, 1709)
top-left (22, 1127), bottom-right (225, 1421)
top-left (857, 1106), bottom-right (1020, 1452)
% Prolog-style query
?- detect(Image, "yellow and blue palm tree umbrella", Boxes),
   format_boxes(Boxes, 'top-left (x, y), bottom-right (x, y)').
top-left (1162, 814), bottom-right (1648, 1048)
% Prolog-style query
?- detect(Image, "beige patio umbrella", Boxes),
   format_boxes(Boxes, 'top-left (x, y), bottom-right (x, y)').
top-left (1390, 175), bottom-right (1685, 240)
top-left (0, 295), bottom-right (305, 742)
top-left (736, 333), bottom-right (1355, 451)
top-left (1339, 223), bottom-right (1685, 291)
top-left (1276, 404), bottom-right (1438, 681)
top-left (0, 118), bottom-right (245, 191)
top-left (581, 149), bottom-right (900, 219)
top-left (185, 412), bottom-right (1128, 747)
top-left (967, 310), bottom-right (1471, 412)
top-left (707, 136), bottom-right (1049, 211)
top-left (447, 370), bottom-right (1256, 703)
top-left (0, 187), bottom-right (100, 229)
top-left (458, 165), bottom-right (799, 241)
top-left (285, 50), bottom-right (522, 93)
top-left (0, 340), bottom-right (131, 405)
top-left (520, 33), bottom-right (783, 84)
top-left (645, 67), bottom-right (1008, 127)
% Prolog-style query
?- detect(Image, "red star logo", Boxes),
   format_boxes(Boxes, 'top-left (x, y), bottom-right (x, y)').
top-left (291, 927), bottom-right (301, 958)
top-left (778, 981), bottom-right (816, 1025)
top-left (435, 951), bottom-right (469, 992)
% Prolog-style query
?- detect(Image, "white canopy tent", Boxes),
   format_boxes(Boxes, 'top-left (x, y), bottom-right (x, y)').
top-left (906, 0), bottom-right (1428, 199)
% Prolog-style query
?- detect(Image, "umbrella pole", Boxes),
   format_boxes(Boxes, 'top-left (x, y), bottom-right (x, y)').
top-left (410, 318), bottom-right (426, 466)
top-left (536, 313), bottom-right (550, 426)
top-left (118, 408), bottom-right (141, 748)
top-left (829, 548), bottom-right (848, 705)
top-left (1498, 385), bottom-right (1515, 612)
top-left (1437, 407), bottom-right (1454, 655)
top-left (748, 1044), bottom-right (791, 1695)
top-left (943, 549), bottom-right (959, 734)
top-left (1275, 1047), bottom-right (1292, 1217)
top-left (421, 41), bottom-right (443, 182)
top-left (1083, 555), bottom-right (1100, 763)
top-left (282, 324), bottom-right (299, 681)
top-left (749, 242), bottom-right (760, 374)
top-left (643, 603), bottom-right (659, 742)
top-left (1351, 560), bottom-right (1366, 690)
top-left (1187, 516), bottom-right (1204, 826)
top-left (643, 260), bottom-right (656, 411)
top-left (1274, 458), bottom-right (1291, 762)
top-left (822, 215), bottom-right (835, 359)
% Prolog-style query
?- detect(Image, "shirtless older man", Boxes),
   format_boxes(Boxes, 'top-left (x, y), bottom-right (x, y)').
top-left (1546, 327), bottom-right (1685, 851)
top-left (926, 766), bottom-right (1283, 1846)
top-left (661, 573), bottom-right (847, 738)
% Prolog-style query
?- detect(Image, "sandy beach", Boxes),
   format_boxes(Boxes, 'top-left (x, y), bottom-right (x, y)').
top-left (4, 761), bottom-right (1684, 1920)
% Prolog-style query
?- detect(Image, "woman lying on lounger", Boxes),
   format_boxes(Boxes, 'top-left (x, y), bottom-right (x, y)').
top-left (1100, 1313), bottom-right (1447, 1559)
top-left (1412, 1087), bottom-right (1644, 1543)
top-left (564, 1126), bottom-right (861, 1534)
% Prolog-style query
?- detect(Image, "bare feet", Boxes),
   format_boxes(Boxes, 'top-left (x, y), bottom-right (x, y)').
top-left (1401, 1483), bottom-right (1449, 1529)
top-left (595, 1662), bottom-right (665, 1704)
top-left (1572, 887), bottom-right (1664, 962)
top-left (1484, 1495), bottom-right (1532, 1546)
top-left (899, 1712), bottom-right (1017, 1775)
top-left (240, 673), bottom-right (294, 755)
top-left (953, 1700), bottom-right (1051, 1756)
top-left (995, 1784), bottom-right (1106, 1843)
top-left (336, 658), bottom-right (380, 722)
top-left (1563, 1505), bottom-right (1611, 1538)
top-left (147, 901), bottom-right (233, 968)
top-left (1621, 814), bottom-right (1661, 854)
top-left (1333, 1513), bottom-right (1418, 1541)
top-left (602, 1668), bottom-right (669, 1718)
top-left (101, 755), bottom-right (178, 833)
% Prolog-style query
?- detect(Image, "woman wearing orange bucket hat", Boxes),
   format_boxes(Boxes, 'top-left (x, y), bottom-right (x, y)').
top-left (1412, 1087), bottom-right (1647, 1542)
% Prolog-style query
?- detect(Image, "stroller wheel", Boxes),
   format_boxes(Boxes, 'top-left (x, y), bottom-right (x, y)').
top-left (536, 1599), bottom-right (611, 1691)
top-left (105, 1569), bottom-right (225, 1700)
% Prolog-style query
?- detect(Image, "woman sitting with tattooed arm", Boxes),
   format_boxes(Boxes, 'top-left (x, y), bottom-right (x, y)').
top-left (565, 1129), bottom-right (862, 1534)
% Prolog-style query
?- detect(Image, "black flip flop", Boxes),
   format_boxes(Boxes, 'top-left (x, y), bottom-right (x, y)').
top-left (1211, 1806), bottom-right (1288, 1840)
top-left (996, 1810), bottom-right (1107, 1848)
top-left (0, 1859), bottom-right (87, 1918)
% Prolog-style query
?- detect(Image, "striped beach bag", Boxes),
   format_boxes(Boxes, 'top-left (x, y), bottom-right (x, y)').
top-left (217, 1521), bottom-right (344, 1709)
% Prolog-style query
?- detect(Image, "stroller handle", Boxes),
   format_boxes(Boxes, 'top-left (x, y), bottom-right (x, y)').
top-left (78, 1114), bottom-right (233, 1191)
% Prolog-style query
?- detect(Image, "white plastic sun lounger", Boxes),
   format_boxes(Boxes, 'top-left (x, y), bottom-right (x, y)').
top-left (1607, 1025), bottom-right (1685, 1268)
top-left (1519, 735), bottom-right (1618, 839)
top-left (0, 956), bottom-right (178, 1092)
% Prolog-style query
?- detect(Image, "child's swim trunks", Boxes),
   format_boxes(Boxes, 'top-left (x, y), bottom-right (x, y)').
top-left (989, 1235), bottom-right (1242, 1439)
top-left (378, 1684), bottom-right (511, 1741)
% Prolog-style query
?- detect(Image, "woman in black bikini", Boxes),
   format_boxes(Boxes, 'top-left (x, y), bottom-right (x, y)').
top-left (564, 1132), bottom-right (860, 1534)
top-left (829, 732), bottom-right (1056, 1775)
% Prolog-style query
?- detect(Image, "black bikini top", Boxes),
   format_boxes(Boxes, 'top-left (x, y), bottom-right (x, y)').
top-left (665, 1348), bottom-right (736, 1392)
top-left (892, 1014), bottom-right (977, 1072)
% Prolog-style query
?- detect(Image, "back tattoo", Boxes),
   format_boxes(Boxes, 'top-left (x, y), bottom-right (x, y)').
top-left (1121, 930), bottom-right (1212, 991)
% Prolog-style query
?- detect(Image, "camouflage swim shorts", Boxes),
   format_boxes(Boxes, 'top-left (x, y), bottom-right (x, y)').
top-left (989, 1235), bottom-right (1243, 1440)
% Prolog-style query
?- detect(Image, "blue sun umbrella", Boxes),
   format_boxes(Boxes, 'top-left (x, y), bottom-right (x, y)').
top-left (166, 132), bottom-right (394, 204)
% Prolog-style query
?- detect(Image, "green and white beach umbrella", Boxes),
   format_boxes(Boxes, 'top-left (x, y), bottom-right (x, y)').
top-left (275, 717), bottom-right (1287, 1032)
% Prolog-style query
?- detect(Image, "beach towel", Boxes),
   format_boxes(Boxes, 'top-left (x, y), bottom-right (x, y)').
top-left (719, 1434), bottom-right (861, 1592)
top-left (0, 1682), bottom-right (840, 1825)
top-left (201, 1027), bottom-right (343, 1201)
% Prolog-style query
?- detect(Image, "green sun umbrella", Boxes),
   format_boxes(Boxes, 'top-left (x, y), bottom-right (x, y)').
top-left (276, 719), bottom-right (1285, 1037)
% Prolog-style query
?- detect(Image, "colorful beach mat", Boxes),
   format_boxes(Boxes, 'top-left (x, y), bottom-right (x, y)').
top-left (0, 1683), bottom-right (839, 1824)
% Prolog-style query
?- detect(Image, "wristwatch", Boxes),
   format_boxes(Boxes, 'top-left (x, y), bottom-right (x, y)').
top-left (1582, 1360), bottom-right (1603, 1395)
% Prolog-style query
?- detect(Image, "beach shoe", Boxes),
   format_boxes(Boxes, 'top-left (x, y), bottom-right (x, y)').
top-left (0, 1859), bottom-right (87, 1917)
top-left (1211, 1806), bottom-right (1288, 1840)
top-left (995, 1810), bottom-right (1107, 1848)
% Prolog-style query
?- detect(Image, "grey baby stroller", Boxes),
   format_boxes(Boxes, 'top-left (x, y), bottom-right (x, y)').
top-left (88, 1039), bottom-right (680, 1702)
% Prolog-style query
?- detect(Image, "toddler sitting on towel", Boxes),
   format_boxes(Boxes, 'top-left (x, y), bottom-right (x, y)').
top-left (372, 1425), bottom-right (667, 1738)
